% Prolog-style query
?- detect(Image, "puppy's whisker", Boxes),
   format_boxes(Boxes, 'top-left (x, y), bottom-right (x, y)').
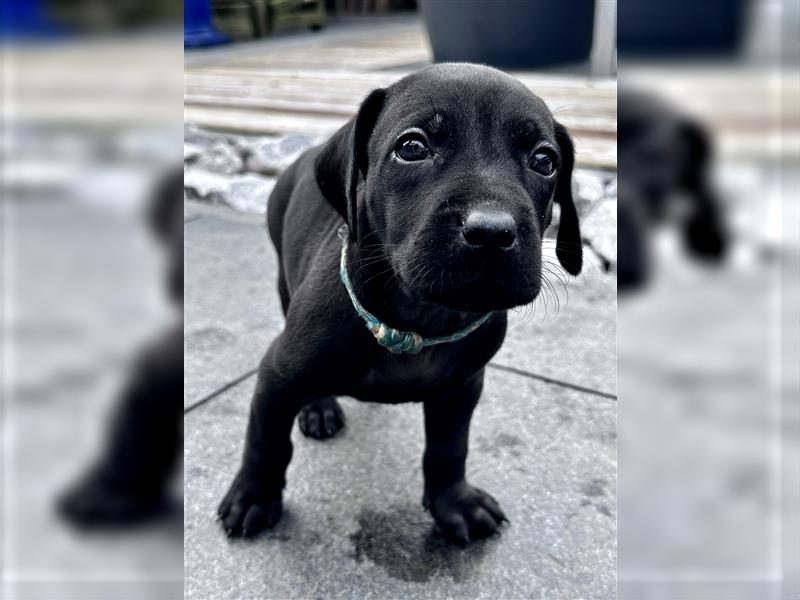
top-left (542, 264), bottom-right (568, 301)
top-left (551, 104), bottom-right (582, 118)
top-left (406, 262), bottom-right (435, 292)
top-left (542, 260), bottom-right (569, 286)
top-left (359, 263), bottom-right (399, 290)
top-left (543, 256), bottom-right (588, 286)
top-left (352, 257), bottom-right (393, 278)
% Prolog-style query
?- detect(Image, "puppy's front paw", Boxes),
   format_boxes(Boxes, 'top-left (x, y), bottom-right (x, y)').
top-left (425, 482), bottom-right (508, 544)
top-left (218, 473), bottom-right (282, 538)
top-left (298, 396), bottom-right (345, 440)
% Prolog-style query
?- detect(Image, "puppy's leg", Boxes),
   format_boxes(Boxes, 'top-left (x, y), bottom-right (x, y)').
top-left (422, 370), bottom-right (507, 544)
top-left (218, 334), bottom-right (309, 538)
top-left (58, 325), bottom-right (182, 526)
top-left (298, 396), bottom-right (345, 440)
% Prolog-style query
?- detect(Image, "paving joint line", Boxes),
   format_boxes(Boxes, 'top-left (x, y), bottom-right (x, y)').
top-left (184, 368), bottom-right (258, 414)
top-left (184, 360), bottom-right (616, 415)
top-left (487, 362), bottom-right (617, 400)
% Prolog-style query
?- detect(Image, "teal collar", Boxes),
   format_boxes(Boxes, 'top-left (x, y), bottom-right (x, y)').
top-left (338, 228), bottom-right (493, 354)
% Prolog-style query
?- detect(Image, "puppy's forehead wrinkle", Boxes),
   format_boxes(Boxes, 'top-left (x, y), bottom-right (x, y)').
top-left (378, 98), bottom-right (440, 136)
top-left (398, 62), bottom-right (531, 95)
top-left (427, 112), bottom-right (444, 132)
top-left (513, 115), bottom-right (553, 141)
top-left (382, 64), bottom-right (551, 134)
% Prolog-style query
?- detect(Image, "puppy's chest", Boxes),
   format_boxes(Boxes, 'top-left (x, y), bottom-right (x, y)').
top-left (354, 349), bottom-right (458, 402)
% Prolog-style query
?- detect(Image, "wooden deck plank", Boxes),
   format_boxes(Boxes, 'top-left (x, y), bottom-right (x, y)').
top-left (184, 91), bottom-right (617, 124)
top-left (184, 19), bottom-right (619, 169)
top-left (186, 67), bottom-right (617, 92)
top-left (212, 49), bottom-right (431, 72)
top-left (184, 79), bottom-right (617, 110)
top-left (184, 95), bottom-right (617, 137)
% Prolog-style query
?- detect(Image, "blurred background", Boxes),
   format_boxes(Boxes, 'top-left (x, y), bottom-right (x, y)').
top-left (615, 1), bottom-right (799, 599)
top-left (2, 2), bottom-right (184, 600)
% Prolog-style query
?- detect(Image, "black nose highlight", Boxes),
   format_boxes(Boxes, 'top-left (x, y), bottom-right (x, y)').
top-left (462, 209), bottom-right (517, 249)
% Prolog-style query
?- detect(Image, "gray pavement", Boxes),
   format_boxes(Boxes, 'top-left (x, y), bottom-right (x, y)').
top-left (617, 246), bottom-right (796, 599)
top-left (184, 198), bottom-right (617, 599)
top-left (5, 199), bottom-right (183, 600)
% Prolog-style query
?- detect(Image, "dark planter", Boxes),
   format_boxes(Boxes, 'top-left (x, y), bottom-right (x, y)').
top-left (418, 0), bottom-right (595, 69)
top-left (618, 0), bottom-right (748, 56)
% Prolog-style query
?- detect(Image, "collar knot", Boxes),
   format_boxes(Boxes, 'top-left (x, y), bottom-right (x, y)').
top-left (372, 324), bottom-right (424, 354)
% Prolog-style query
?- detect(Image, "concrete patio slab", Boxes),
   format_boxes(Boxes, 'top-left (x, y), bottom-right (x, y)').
top-left (184, 203), bottom-right (278, 408)
top-left (495, 256), bottom-right (616, 398)
top-left (5, 200), bottom-right (182, 600)
top-left (186, 368), bottom-right (616, 600)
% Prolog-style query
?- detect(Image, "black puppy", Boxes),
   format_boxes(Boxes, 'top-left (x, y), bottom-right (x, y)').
top-left (58, 168), bottom-right (183, 526)
top-left (618, 90), bottom-right (728, 291)
top-left (219, 64), bottom-right (582, 543)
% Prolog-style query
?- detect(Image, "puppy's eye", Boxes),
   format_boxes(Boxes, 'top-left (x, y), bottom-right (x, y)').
top-left (395, 133), bottom-right (430, 162)
top-left (529, 150), bottom-right (556, 176)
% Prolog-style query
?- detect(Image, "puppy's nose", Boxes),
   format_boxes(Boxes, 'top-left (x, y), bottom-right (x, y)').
top-left (462, 209), bottom-right (517, 249)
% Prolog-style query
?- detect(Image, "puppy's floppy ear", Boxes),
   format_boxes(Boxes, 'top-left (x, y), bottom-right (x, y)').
top-left (315, 88), bottom-right (386, 240)
top-left (678, 120), bottom-right (728, 260)
top-left (147, 167), bottom-right (183, 244)
top-left (554, 121), bottom-right (582, 275)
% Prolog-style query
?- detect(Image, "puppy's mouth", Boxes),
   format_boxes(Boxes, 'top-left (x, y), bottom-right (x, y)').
top-left (424, 277), bottom-right (541, 312)
top-left (394, 225), bottom-right (542, 312)
top-left (397, 262), bottom-right (540, 312)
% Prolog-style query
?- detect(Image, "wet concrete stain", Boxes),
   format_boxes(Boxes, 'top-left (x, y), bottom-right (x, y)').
top-left (475, 433), bottom-right (526, 459)
top-left (579, 478), bottom-right (614, 518)
top-left (591, 428), bottom-right (617, 445)
top-left (580, 478), bottom-right (608, 498)
top-left (596, 503), bottom-right (613, 517)
top-left (548, 552), bottom-right (567, 569)
top-left (349, 505), bottom-right (492, 583)
top-left (186, 326), bottom-right (236, 355)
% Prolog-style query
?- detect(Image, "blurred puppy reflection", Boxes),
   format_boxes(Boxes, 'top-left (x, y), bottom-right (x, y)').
top-left (57, 169), bottom-right (183, 526)
top-left (618, 91), bottom-right (729, 291)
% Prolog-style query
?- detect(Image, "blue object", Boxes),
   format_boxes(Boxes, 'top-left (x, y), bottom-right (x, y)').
top-left (184, 0), bottom-right (230, 48)
top-left (1, 0), bottom-right (67, 39)
top-left (338, 227), bottom-right (493, 355)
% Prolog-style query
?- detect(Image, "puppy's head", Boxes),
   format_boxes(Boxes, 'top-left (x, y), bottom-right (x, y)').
top-left (619, 90), bottom-right (728, 261)
top-left (316, 63), bottom-right (581, 312)
top-left (619, 90), bottom-right (698, 220)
